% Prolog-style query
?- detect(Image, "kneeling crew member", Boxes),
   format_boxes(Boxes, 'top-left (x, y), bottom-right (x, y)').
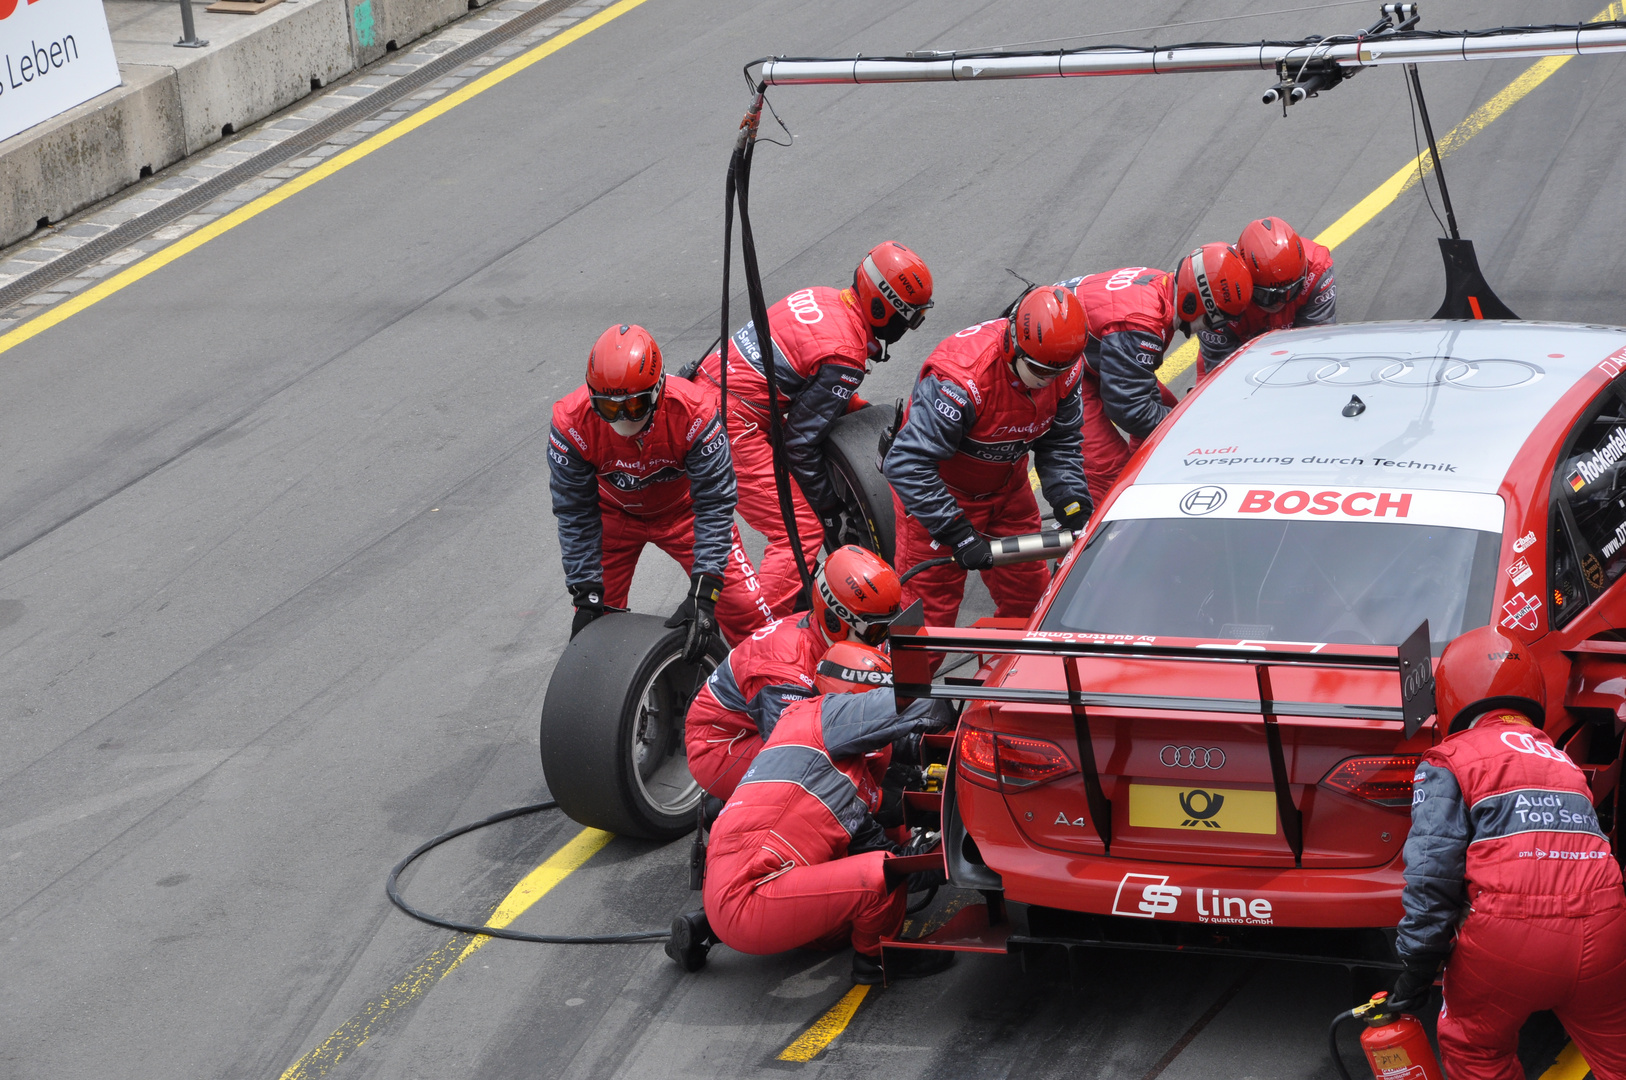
top-left (1196, 216), bottom-right (1334, 377)
top-left (549, 324), bottom-right (773, 659)
top-left (685, 545), bottom-right (902, 800)
top-left (883, 286), bottom-right (1093, 631)
top-left (676, 642), bottom-right (954, 984)
top-left (693, 242), bottom-right (934, 616)
top-left (1060, 247), bottom-right (1250, 498)
top-left (1391, 624), bottom-right (1626, 1079)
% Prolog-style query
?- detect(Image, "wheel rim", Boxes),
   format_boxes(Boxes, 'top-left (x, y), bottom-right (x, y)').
top-left (830, 459), bottom-right (884, 555)
top-left (628, 649), bottom-right (713, 818)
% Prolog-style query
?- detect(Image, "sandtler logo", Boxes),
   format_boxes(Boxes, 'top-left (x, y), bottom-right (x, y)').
top-left (1179, 486), bottom-right (1227, 515)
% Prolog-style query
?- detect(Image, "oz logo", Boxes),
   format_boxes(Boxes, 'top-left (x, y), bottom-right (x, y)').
top-left (1179, 486), bottom-right (1227, 515)
top-left (1111, 873), bottom-right (1182, 918)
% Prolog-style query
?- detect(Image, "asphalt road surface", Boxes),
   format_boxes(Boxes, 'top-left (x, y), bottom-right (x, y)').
top-left (3, 0), bottom-right (1623, 1076)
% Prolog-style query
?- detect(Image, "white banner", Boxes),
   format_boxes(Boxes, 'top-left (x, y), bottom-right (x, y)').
top-left (0, 0), bottom-right (121, 145)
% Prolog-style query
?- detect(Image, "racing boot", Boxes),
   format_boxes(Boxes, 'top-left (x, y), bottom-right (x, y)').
top-left (852, 947), bottom-right (955, 985)
top-left (665, 909), bottom-right (714, 973)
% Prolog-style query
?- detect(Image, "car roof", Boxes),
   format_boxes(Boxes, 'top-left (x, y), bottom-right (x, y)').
top-left (1136, 320), bottom-right (1626, 496)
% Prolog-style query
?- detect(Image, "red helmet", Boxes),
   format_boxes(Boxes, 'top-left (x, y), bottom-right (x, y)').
top-left (587, 324), bottom-right (663, 428)
top-left (1005, 286), bottom-right (1089, 380)
top-left (1175, 243), bottom-right (1252, 326)
top-left (813, 545), bottom-right (903, 646)
top-left (814, 640), bottom-right (893, 695)
top-left (1237, 217), bottom-right (1309, 312)
top-left (1435, 624), bottom-right (1547, 734)
top-left (854, 242), bottom-right (933, 344)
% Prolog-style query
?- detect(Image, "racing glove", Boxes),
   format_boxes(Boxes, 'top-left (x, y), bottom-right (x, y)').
top-left (569, 581), bottom-right (606, 639)
top-left (1055, 496), bottom-right (1092, 535)
top-left (940, 516), bottom-right (994, 571)
top-left (1385, 953), bottom-right (1446, 1016)
top-left (665, 572), bottom-right (724, 664)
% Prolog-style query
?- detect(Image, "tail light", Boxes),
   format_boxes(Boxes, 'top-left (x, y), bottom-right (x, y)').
top-left (957, 726), bottom-right (1077, 791)
top-left (1320, 755), bottom-right (1422, 808)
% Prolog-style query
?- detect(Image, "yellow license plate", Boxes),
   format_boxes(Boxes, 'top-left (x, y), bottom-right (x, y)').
top-left (1128, 784), bottom-right (1279, 835)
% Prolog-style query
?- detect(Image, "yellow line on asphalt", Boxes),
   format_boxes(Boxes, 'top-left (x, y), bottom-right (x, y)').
top-left (278, 826), bottom-right (613, 1080)
top-left (1156, 0), bottom-right (1623, 386)
top-left (0, 0), bottom-right (654, 359)
top-left (776, 982), bottom-right (872, 1062)
top-left (1539, 1042), bottom-right (1594, 1080)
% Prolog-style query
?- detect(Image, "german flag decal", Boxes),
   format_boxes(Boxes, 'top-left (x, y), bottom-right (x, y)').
top-left (1570, 470), bottom-right (1587, 493)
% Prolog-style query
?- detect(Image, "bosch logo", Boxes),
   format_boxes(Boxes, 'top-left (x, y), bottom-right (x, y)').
top-left (1248, 355), bottom-right (1544, 391)
top-left (785, 289), bottom-right (825, 325)
top-left (1160, 745), bottom-right (1225, 769)
top-left (1179, 486), bottom-right (1227, 515)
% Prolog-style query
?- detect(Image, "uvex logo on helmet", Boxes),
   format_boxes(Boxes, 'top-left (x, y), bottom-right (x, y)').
top-left (815, 661), bottom-right (892, 686)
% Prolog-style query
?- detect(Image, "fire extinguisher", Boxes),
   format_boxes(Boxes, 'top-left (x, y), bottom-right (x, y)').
top-left (1329, 992), bottom-right (1446, 1080)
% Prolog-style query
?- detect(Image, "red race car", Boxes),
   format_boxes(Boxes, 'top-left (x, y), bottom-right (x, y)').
top-left (889, 320), bottom-right (1626, 972)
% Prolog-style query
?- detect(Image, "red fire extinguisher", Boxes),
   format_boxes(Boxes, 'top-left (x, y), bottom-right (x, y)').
top-left (1330, 992), bottom-right (1446, 1080)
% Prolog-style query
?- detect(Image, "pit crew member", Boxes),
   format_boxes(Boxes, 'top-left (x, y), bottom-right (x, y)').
top-left (1390, 624), bottom-right (1626, 1078)
top-left (669, 642), bottom-right (955, 984)
top-left (549, 324), bottom-right (773, 661)
top-left (882, 286), bottom-right (1092, 631)
top-left (1196, 216), bottom-right (1335, 378)
top-left (685, 545), bottom-right (902, 800)
top-left (1060, 245), bottom-right (1250, 498)
top-left (692, 242), bottom-right (934, 616)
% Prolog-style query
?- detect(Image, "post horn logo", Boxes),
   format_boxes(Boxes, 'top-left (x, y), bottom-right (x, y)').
top-left (1178, 789), bottom-right (1225, 828)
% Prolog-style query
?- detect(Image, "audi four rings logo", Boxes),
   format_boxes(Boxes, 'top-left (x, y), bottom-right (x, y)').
top-left (1161, 745), bottom-right (1225, 769)
top-left (1179, 486), bottom-right (1227, 515)
top-left (1247, 355), bottom-right (1544, 391)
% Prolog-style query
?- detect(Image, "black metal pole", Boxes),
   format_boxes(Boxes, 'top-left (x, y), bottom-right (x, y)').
top-left (1406, 64), bottom-right (1458, 241)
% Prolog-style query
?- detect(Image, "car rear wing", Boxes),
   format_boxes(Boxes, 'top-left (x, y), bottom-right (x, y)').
top-left (890, 602), bottom-right (1436, 866)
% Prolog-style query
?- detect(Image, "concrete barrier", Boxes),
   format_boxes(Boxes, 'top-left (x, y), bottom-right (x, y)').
top-left (0, 0), bottom-right (497, 249)
top-left (0, 63), bottom-right (184, 248)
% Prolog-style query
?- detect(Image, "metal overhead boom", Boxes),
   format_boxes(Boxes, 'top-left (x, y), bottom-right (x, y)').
top-left (752, 22), bottom-right (1626, 87)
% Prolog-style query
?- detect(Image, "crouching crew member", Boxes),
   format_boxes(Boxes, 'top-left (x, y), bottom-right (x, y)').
top-left (1059, 246), bottom-right (1250, 499)
top-left (669, 642), bottom-right (955, 984)
top-left (685, 545), bottom-right (902, 800)
top-left (693, 243), bottom-right (934, 616)
top-left (1391, 624), bottom-right (1626, 1079)
top-left (883, 286), bottom-right (1093, 631)
top-left (549, 324), bottom-right (773, 661)
top-left (1196, 216), bottom-right (1334, 378)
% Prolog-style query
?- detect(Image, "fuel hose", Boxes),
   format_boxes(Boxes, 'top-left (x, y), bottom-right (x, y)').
top-left (385, 800), bottom-right (670, 943)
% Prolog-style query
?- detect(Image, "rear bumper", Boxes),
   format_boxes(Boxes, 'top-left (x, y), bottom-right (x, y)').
top-left (959, 776), bottom-right (1407, 931)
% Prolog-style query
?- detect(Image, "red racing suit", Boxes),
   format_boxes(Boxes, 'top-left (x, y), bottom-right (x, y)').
top-left (1196, 240), bottom-right (1335, 378)
top-left (703, 687), bottom-right (950, 958)
top-left (548, 378), bottom-right (773, 646)
top-left (1061, 267), bottom-right (1181, 499)
top-left (683, 614), bottom-right (826, 799)
top-left (695, 287), bottom-right (876, 617)
top-left (881, 319), bottom-right (1090, 628)
top-left (1398, 713), bottom-right (1626, 1080)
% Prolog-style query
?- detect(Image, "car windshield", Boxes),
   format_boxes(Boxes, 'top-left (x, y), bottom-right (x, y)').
top-left (1042, 517), bottom-right (1500, 654)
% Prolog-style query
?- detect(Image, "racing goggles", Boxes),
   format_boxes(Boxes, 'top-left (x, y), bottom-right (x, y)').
top-left (590, 387), bottom-right (658, 424)
top-left (818, 573), bottom-right (900, 645)
top-left (1252, 275), bottom-right (1304, 310)
top-left (1013, 348), bottom-right (1073, 383)
top-left (863, 254), bottom-right (933, 330)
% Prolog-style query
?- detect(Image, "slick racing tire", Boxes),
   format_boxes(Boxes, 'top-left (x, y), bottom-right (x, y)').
top-left (540, 613), bottom-right (725, 841)
top-left (824, 404), bottom-right (897, 565)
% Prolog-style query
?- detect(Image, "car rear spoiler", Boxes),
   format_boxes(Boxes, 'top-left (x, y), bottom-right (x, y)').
top-left (890, 603), bottom-right (1436, 866)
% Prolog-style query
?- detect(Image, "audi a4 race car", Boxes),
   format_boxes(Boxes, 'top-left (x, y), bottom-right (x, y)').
top-left (889, 319), bottom-right (1626, 971)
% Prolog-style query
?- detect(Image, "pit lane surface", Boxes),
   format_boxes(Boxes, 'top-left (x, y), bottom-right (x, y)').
top-left (2, 0), bottom-right (1623, 1076)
